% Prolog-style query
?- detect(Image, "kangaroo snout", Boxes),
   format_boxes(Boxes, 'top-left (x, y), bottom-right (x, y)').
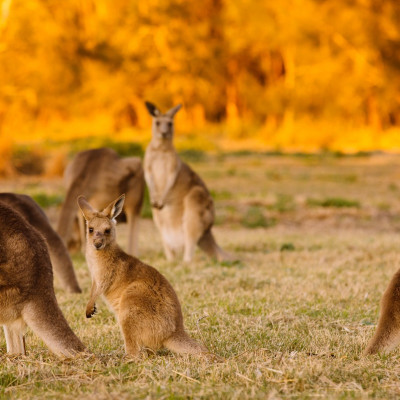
top-left (93, 233), bottom-right (104, 250)
top-left (94, 242), bottom-right (103, 250)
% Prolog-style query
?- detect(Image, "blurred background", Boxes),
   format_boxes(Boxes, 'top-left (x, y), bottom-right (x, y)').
top-left (1, 0), bottom-right (400, 176)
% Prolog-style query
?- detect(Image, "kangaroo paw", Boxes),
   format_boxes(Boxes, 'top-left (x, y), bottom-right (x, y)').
top-left (86, 304), bottom-right (97, 319)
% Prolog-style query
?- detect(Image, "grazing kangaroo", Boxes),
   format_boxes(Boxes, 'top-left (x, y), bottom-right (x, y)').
top-left (364, 269), bottom-right (400, 355)
top-left (0, 202), bottom-right (85, 356)
top-left (57, 147), bottom-right (144, 256)
top-left (78, 194), bottom-right (209, 357)
top-left (0, 193), bottom-right (81, 293)
top-left (144, 102), bottom-right (232, 262)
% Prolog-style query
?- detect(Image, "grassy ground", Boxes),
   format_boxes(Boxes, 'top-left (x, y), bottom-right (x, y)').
top-left (2, 153), bottom-right (400, 398)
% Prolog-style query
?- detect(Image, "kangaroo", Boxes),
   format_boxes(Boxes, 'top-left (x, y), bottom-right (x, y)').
top-left (0, 202), bottom-right (85, 356)
top-left (144, 102), bottom-right (232, 262)
top-left (0, 193), bottom-right (81, 293)
top-left (78, 194), bottom-right (209, 357)
top-left (57, 147), bottom-right (144, 256)
top-left (364, 269), bottom-right (400, 355)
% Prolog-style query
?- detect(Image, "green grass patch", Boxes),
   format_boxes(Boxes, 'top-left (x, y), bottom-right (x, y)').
top-left (268, 194), bottom-right (295, 212)
top-left (307, 197), bottom-right (361, 208)
top-left (178, 149), bottom-right (207, 163)
top-left (241, 206), bottom-right (275, 228)
top-left (280, 242), bottom-right (296, 252)
top-left (210, 189), bottom-right (233, 201)
top-left (31, 192), bottom-right (64, 208)
top-left (67, 138), bottom-right (144, 157)
top-left (141, 187), bottom-right (152, 219)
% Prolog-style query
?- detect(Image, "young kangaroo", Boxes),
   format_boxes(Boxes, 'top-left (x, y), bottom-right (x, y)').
top-left (0, 202), bottom-right (85, 356)
top-left (364, 269), bottom-right (400, 355)
top-left (78, 194), bottom-right (209, 357)
top-left (0, 193), bottom-right (81, 293)
top-left (144, 102), bottom-right (232, 262)
top-left (57, 147), bottom-right (144, 256)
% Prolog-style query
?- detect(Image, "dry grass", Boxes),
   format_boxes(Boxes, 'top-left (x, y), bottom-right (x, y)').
top-left (2, 153), bottom-right (400, 398)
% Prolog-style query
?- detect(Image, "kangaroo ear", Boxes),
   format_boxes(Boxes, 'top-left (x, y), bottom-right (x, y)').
top-left (103, 194), bottom-right (125, 221)
top-left (145, 101), bottom-right (161, 117)
top-left (165, 104), bottom-right (182, 118)
top-left (77, 196), bottom-right (96, 221)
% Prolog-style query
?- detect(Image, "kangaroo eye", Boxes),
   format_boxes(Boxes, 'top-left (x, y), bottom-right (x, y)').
top-left (168, 122), bottom-right (172, 128)
top-left (156, 121), bottom-right (160, 127)
top-left (89, 228), bottom-right (94, 233)
top-left (105, 229), bottom-right (111, 234)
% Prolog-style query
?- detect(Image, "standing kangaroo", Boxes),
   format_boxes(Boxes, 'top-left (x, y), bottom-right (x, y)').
top-left (364, 269), bottom-right (400, 355)
top-left (78, 194), bottom-right (209, 357)
top-left (0, 202), bottom-right (85, 356)
top-left (0, 193), bottom-right (81, 293)
top-left (144, 102), bottom-right (232, 262)
top-left (57, 147), bottom-right (144, 256)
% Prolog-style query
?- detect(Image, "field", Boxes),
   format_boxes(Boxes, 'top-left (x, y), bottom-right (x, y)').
top-left (2, 152), bottom-right (400, 399)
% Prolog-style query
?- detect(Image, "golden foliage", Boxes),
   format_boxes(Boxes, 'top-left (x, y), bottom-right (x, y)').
top-left (1, 0), bottom-right (400, 152)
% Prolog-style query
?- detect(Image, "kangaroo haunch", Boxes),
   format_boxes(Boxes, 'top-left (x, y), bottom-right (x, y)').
top-left (0, 202), bottom-right (85, 356)
top-left (364, 269), bottom-right (400, 355)
top-left (0, 193), bottom-right (81, 293)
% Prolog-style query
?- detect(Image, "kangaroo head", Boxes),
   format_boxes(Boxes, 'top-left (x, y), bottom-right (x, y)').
top-left (77, 195), bottom-right (125, 251)
top-left (145, 101), bottom-right (182, 142)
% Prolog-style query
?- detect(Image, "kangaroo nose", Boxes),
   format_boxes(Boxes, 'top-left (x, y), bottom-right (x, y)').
top-left (94, 242), bottom-right (102, 249)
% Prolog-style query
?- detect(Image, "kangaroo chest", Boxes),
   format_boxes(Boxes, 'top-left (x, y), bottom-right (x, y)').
top-left (148, 152), bottom-right (178, 193)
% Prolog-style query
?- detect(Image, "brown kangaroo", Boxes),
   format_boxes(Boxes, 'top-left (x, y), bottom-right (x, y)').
top-left (0, 202), bottom-right (85, 356)
top-left (57, 147), bottom-right (144, 256)
top-left (0, 193), bottom-right (81, 293)
top-left (78, 194), bottom-right (209, 357)
top-left (364, 269), bottom-right (400, 354)
top-left (144, 102), bottom-right (233, 262)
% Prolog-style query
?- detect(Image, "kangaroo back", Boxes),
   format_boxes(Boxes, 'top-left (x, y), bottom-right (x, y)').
top-left (0, 193), bottom-right (81, 293)
top-left (58, 148), bottom-right (115, 244)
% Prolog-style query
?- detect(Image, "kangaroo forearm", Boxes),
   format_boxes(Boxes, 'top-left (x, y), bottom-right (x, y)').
top-left (86, 281), bottom-right (101, 318)
top-left (159, 173), bottom-right (178, 204)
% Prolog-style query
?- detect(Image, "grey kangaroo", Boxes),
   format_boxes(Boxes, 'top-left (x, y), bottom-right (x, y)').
top-left (0, 202), bottom-right (85, 356)
top-left (57, 147), bottom-right (144, 255)
top-left (144, 102), bottom-right (233, 262)
top-left (78, 194), bottom-right (209, 357)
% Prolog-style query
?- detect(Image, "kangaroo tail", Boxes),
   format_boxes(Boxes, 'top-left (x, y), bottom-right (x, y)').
top-left (364, 322), bottom-right (400, 355)
top-left (164, 331), bottom-right (208, 355)
top-left (198, 229), bottom-right (235, 262)
top-left (46, 231), bottom-right (81, 293)
top-left (22, 294), bottom-right (85, 357)
top-left (57, 178), bottom-right (84, 246)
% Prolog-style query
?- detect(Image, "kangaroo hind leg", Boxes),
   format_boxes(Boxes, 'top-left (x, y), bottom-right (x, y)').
top-left (120, 317), bottom-right (141, 358)
top-left (183, 187), bottom-right (214, 262)
top-left (3, 319), bottom-right (26, 355)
